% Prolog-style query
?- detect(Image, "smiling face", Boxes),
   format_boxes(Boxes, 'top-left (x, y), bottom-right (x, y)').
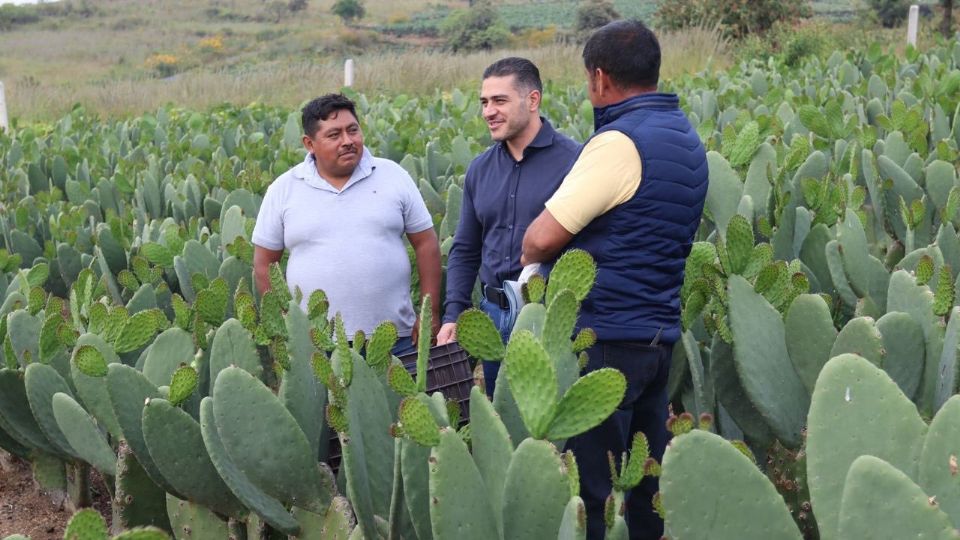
top-left (480, 74), bottom-right (537, 143)
top-left (303, 108), bottom-right (364, 181)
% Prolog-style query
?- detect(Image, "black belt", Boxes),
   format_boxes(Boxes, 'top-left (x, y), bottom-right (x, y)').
top-left (482, 283), bottom-right (510, 310)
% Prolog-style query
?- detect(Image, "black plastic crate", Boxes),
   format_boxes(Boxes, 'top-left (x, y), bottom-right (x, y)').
top-left (326, 343), bottom-right (474, 470)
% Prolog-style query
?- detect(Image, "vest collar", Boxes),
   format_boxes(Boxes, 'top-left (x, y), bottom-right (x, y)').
top-left (593, 93), bottom-right (680, 131)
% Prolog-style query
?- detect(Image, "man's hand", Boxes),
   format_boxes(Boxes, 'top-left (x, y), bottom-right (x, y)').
top-left (436, 322), bottom-right (457, 345)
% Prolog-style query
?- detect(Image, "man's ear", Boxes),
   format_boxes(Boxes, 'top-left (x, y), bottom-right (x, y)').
top-left (302, 134), bottom-right (314, 153)
top-left (594, 68), bottom-right (613, 98)
top-left (528, 89), bottom-right (542, 112)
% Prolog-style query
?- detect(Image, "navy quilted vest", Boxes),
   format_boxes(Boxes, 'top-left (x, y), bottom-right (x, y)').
top-left (568, 93), bottom-right (708, 344)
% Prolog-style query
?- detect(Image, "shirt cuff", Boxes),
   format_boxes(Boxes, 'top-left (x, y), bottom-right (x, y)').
top-left (544, 200), bottom-right (581, 235)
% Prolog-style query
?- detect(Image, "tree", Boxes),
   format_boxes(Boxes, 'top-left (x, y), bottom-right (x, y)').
top-left (332, 0), bottom-right (365, 24)
top-left (575, 0), bottom-right (620, 38)
top-left (440, 3), bottom-right (510, 52)
top-left (288, 0), bottom-right (308, 12)
top-left (655, 0), bottom-right (811, 38)
top-left (866, 0), bottom-right (910, 28)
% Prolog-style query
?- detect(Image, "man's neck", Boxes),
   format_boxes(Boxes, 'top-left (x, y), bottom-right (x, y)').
top-left (314, 160), bottom-right (353, 191)
top-left (597, 85), bottom-right (658, 108)
top-left (504, 115), bottom-right (543, 162)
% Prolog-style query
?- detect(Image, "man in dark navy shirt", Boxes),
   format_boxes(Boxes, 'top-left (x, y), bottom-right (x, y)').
top-left (436, 57), bottom-right (579, 398)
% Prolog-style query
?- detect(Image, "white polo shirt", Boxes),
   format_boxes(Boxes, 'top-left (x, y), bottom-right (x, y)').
top-left (252, 148), bottom-right (433, 337)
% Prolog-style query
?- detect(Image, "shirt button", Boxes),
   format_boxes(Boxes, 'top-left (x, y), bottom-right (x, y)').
top-left (510, 194), bottom-right (515, 198)
top-left (508, 225), bottom-right (513, 230)
top-left (504, 257), bottom-right (509, 261)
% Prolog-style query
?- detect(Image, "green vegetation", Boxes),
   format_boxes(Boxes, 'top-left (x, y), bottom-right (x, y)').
top-left (440, 3), bottom-right (511, 52)
top-left (655, 0), bottom-right (812, 38)
top-left (3, 0), bottom-right (960, 533)
top-left (332, 0), bottom-right (366, 24)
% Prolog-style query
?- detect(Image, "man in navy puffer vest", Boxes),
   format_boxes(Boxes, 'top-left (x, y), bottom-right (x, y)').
top-left (521, 20), bottom-right (708, 539)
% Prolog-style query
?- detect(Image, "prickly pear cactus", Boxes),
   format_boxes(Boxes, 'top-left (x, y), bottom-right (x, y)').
top-left (660, 430), bottom-right (802, 539)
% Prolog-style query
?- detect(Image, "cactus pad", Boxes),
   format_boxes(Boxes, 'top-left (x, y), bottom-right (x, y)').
top-left (167, 365), bottom-right (197, 407)
top-left (51, 393), bottom-right (116, 475)
top-left (212, 367), bottom-right (328, 511)
top-left (387, 362), bottom-right (418, 397)
top-left (502, 438), bottom-right (571, 540)
top-left (504, 330), bottom-right (558, 439)
top-left (197, 398), bottom-right (300, 535)
top-left (806, 354), bottom-right (928, 540)
top-left (428, 428), bottom-right (500, 540)
top-left (456, 308), bottom-right (505, 361)
top-left (398, 397), bottom-right (440, 447)
top-left (876, 311), bottom-right (925, 399)
top-left (546, 249), bottom-right (597, 304)
top-left (660, 430), bottom-right (801, 540)
top-left (142, 398), bottom-right (244, 517)
top-left (73, 345), bottom-right (108, 377)
top-left (366, 322), bottom-right (398, 373)
top-left (837, 455), bottom-right (960, 539)
top-left (727, 275), bottom-right (809, 448)
top-left (64, 508), bottom-right (108, 539)
top-left (543, 289), bottom-right (578, 361)
top-left (546, 368), bottom-right (625, 440)
top-left (785, 294), bottom-right (838, 392)
top-left (830, 317), bottom-right (884, 366)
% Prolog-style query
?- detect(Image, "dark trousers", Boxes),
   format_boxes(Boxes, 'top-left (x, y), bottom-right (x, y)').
top-left (564, 340), bottom-right (673, 540)
top-left (477, 297), bottom-right (513, 398)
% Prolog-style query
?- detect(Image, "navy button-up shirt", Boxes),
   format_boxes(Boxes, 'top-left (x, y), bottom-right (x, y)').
top-left (443, 118), bottom-right (580, 323)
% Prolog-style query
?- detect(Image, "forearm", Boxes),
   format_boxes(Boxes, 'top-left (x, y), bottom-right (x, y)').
top-left (521, 210), bottom-right (572, 266)
top-left (416, 247), bottom-right (442, 317)
top-left (254, 264), bottom-right (271, 297)
top-left (252, 246), bottom-right (283, 297)
top-left (521, 238), bottom-right (562, 266)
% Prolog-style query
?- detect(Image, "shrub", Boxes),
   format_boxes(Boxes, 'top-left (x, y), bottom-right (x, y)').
top-left (0, 4), bottom-right (41, 31)
top-left (575, 0), bottom-right (620, 37)
top-left (198, 35), bottom-right (225, 54)
top-left (440, 3), bottom-right (510, 52)
top-left (734, 20), bottom-right (837, 67)
top-left (512, 25), bottom-right (560, 48)
top-left (332, 0), bottom-right (365, 24)
top-left (288, 0), bottom-right (309, 13)
top-left (656, 0), bottom-right (812, 38)
top-left (145, 54), bottom-right (180, 78)
top-left (866, 0), bottom-right (911, 27)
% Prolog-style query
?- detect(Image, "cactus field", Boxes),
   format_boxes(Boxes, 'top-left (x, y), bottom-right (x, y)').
top-left (2, 35), bottom-right (960, 539)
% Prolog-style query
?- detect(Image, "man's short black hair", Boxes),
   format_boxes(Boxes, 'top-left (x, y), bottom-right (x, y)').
top-left (582, 20), bottom-right (661, 89)
top-left (482, 57), bottom-right (543, 94)
top-left (301, 94), bottom-right (358, 137)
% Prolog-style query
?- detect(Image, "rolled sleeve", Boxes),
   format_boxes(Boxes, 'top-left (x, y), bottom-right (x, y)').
top-left (545, 131), bottom-right (642, 235)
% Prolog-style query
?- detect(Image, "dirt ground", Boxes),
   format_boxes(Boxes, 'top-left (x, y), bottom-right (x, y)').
top-left (0, 453), bottom-right (111, 540)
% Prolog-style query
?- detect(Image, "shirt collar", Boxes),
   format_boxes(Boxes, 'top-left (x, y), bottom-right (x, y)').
top-left (498, 116), bottom-right (558, 158)
top-left (527, 116), bottom-right (557, 149)
top-left (293, 147), bottom-right (375, 193)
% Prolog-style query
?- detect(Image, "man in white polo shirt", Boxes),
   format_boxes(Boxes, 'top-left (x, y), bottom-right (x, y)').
top-left (252, 94), bottom-right (442, 354)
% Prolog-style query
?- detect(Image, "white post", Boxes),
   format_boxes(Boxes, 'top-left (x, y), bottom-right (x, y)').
top-left (0, 80), bottom-right (8, 132)
top-left (344, 59), bottom-right (354, 88)
top-left (907, 4), bottom-right (919, 47)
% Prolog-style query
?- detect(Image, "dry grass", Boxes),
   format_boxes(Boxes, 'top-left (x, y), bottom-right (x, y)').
top-left (0, 2), bottom-right (730, 121)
